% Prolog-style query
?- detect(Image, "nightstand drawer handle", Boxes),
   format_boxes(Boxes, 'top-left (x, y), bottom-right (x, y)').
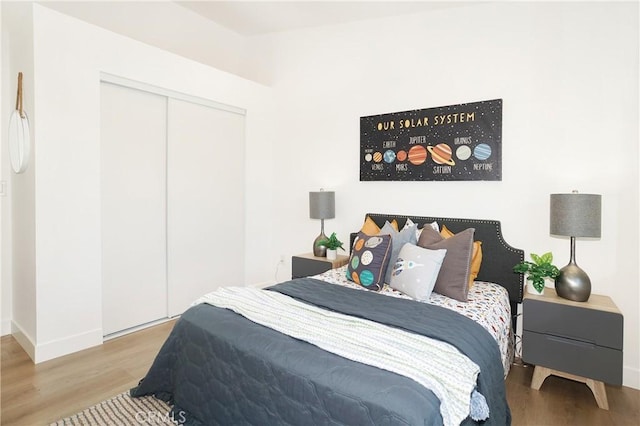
top-left (547, 335), bottom-right (595, 349)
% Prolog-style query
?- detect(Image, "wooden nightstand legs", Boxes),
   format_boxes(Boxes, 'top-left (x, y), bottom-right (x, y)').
top-left (531, 365), bottom-right (609, 410)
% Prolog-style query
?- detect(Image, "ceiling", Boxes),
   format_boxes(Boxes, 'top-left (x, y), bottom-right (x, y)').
top-left (37, 1), bottom-right (479, 82)
top-left (42, 1), bottom-right (477, 37)
top-left (174, 1), bottom-right (474, 36)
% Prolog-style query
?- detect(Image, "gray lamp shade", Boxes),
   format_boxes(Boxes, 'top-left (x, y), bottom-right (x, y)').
top-left (550, 193), bottom-right (601, 238)
top-left (309, 191), bottom-right (335, 220)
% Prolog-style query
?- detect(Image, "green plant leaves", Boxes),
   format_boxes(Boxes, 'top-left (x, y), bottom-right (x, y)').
top-left (513, 251), bottom-right (559, 292)
top-left (316, 232), bottom-right (344, 250)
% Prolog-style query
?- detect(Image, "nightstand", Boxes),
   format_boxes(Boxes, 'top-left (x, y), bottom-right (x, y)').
top-left (291, 253), bottom-right (349, 279)
top-left (523, 288), bottom-right (623, 410)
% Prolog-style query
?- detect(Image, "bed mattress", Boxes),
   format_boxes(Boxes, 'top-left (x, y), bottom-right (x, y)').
top-left (131, 278), bottom-right (511, 426)
top-left (317, 266), bottom-right (514, 376)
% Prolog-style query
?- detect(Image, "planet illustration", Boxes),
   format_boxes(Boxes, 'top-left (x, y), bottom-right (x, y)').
top-left (408, 145), bottom-right (427, 166)
top-left (364, 153), bottom-right (372, 162)
top-left (427, 143), bottom-right (455, 166)
top-left (351, 271), bottom-right (360, 284)
top-left (474, 143), bottom-right (492, 160)
top-left (373, 152), bottom-right (383, 163)
top-left (365, 236), bottom-right (384, 248)
top-left (456, 145), bottom-right (472, 161)
top-left (354, 238), bottom-right (365, 251)
top-left (351, 255), bottom-right (360, 269)
top-left (383, 150), bottom-right (396, 163)
top-left (359, 270), bottom-right (375, 286)
top-left (361, 250), bottom-right (373, 265)
top-left (397, 150), bottom-right (407, 161)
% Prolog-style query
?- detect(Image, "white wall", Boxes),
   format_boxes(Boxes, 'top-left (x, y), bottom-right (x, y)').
top-left (2, 0), bottom-right (637, 391)
top-left (2, 3), bottom-right (274, 362)
top-left (1, 2), bottom-right (37, 356)
top-left (254, 2), bottom-right (639, 388)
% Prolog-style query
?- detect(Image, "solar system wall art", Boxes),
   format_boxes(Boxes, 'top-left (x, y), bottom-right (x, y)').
top-left (360, 99), bottom-right (502, 181)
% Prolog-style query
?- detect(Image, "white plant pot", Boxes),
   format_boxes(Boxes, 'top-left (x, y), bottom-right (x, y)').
top-left (526, 281), bottom-right (544, 295)
top-left (326, 249), bottom-right (337, 260)
top-left (526, 277), bottom-right (554, 295)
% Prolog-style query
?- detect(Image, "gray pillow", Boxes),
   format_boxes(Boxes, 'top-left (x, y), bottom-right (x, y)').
top-left (417, 226), bottom-right (475, 301)
top-left (378, 221), bottom-right (418, 284)
top-left (390, 243), bottom-right (447, 301)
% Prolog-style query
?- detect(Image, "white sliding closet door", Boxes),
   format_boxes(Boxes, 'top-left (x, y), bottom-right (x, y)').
top-left (101, 82), bottom-right (168, 336)
top-left (167, 99), bottom-right (245, 316)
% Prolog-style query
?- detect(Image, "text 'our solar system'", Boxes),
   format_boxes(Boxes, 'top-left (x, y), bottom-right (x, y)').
top-left (360, 99), bottom-right (502, 181)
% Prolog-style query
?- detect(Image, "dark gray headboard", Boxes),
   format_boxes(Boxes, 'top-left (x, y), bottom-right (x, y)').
top-left (352, 213), bottom-right (524, 307)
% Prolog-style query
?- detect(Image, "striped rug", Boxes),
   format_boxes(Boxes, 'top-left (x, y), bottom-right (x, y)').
top-left (50, 391), bottom-right (179, 425)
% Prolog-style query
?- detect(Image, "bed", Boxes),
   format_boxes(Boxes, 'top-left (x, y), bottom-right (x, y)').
top-left (131, 213), bottom-right (524, 426)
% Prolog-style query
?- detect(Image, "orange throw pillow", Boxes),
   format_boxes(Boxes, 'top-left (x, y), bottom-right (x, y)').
top-left (360, 216), bottom-right (398, 235)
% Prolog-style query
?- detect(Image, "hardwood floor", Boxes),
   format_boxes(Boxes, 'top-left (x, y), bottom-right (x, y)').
top-left (2, 321), bottom-right (638, 425)
top-left (1, 320), bottom-right (176, 425)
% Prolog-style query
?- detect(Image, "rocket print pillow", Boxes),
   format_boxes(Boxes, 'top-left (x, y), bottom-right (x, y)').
top-left (347, 232), bottom-right (392, 292)
top-left (389, 243), bottom-right (447, 301)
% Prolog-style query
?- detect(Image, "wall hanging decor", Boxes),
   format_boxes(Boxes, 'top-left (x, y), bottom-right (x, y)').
top-left (360, 99), bottom-right (502, 181)
top-left (8, 72), bottom-right (31, 174)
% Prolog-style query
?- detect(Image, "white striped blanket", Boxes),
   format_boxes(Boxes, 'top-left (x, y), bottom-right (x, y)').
top-left (194, 287), bottom-right (487, 426)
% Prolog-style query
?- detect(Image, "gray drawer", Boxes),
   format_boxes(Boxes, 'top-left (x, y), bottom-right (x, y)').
top-left (523, 298), bottom-right (623, 350)
top-left (523, 330), bottom-right (623, 385)
top-left (291, 257), bottom-right (331, 278)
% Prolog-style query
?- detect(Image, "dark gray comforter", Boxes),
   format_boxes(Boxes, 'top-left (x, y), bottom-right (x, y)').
top-left (131, 278), bottom-right (510, 425)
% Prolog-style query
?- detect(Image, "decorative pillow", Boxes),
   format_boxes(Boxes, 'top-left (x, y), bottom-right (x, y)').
top-left (417, 226), bottom-right (475, 301)
top-left (347, 232), bottom-right (392, 291)
top-left (379, 221), bottom-right (418, 285)
top-left (403, 218), bottom-right (439, 241)
top-left (390, 243), bottom-right (447, 301)
top-left (360, 216), bottom-right (398, 236)
top-left (441, 225), bottom-right (483, 288)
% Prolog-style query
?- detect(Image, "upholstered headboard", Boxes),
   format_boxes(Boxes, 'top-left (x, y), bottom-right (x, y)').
top-left (352, 213), bottom-right (525, 308)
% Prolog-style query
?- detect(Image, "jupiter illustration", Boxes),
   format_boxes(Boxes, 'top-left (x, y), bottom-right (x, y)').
top-left (408, 145), bottom-right (427, 165)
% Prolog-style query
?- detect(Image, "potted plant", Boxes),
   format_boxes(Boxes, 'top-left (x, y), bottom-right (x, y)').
top-left (317, 232), bottom-right (344, 260)
top-left (513, 252), bottom-right (560, 295)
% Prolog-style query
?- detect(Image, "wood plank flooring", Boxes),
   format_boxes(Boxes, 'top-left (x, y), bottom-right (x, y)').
top-left (2, 321), bottom-right (639, 425)
top-left (1, 321), bottom-right (176, 425)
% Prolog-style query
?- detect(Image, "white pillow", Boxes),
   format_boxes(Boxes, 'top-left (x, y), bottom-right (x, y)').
top-left (389, 243), bottom-right (447, 301)
top-left (403, 218), bottom-right (439, 241)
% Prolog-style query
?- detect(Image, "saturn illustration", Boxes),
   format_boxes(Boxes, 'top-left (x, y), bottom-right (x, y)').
top-left (364, 236), bottom-right (385, 248)
top-left (427, 143), bottom-right (456, 166)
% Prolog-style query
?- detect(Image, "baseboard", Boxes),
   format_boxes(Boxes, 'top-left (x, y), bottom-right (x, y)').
top-left (11, 320), bottom-right (36, 361)
top-left (34, 327), bottom-right (103, 364)
top-left (623, 366), bottom-right (640, 390)
top-left (1, 318), bottom-right (12, 336)
top-left (11, 323), bottom-right (106, 364)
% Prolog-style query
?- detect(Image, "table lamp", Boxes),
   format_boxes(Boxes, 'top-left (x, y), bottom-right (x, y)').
top-left (309, 189), bottom-right (335, 257)
top-left (550, 191), bottom-right (601, 302)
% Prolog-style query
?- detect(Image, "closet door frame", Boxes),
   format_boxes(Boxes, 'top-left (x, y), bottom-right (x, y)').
top-left (100, 73), bottom-right (246, 336)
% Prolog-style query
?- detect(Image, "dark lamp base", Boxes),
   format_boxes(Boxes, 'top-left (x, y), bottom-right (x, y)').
top-left (555, 262), bottom-right (591, 302)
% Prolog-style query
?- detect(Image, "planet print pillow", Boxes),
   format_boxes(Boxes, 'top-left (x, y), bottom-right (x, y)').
top-left (347, 232), bottom-right (392, 292)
